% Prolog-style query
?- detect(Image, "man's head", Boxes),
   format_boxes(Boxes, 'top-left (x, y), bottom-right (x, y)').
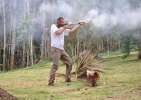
top-left (57, 17), bottom-right (65, 28)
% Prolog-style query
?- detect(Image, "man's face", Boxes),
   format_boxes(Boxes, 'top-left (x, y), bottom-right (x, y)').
top-left (57, 18), bottom-right (65, 27)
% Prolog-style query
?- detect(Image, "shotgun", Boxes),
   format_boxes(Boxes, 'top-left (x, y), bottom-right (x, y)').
top-left (64, 20), bottom-right (89, 29)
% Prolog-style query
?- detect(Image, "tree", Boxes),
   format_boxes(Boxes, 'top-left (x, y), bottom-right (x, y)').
top-left (2, 0), bottom-right (6, 71)
top-left (121, 34), bottom-right (131, 58)
top-left (137, 31), bottom-right (141, 59)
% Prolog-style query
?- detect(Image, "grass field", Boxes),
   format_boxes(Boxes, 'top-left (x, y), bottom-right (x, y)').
top-left (0, 55), bottom-right (141, 100)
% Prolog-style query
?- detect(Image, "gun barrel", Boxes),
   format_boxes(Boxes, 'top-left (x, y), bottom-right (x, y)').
top-left (64, 19), bottom-right (89, 29)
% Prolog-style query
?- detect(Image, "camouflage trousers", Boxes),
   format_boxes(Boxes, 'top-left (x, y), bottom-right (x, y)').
top-left (48, 47), bottom-right (72, 84)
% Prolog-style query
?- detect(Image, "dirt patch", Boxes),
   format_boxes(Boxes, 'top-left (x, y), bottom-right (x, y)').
top-left (60, 88), bottom-right (81, 93)
top-left (0, 88), bottom-right (17, 100)
top-left (56, 73), bottom-right (65, 77)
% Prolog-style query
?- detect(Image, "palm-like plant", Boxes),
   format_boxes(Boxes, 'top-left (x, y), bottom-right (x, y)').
top-left (75, 50), bottom-right (103, 86)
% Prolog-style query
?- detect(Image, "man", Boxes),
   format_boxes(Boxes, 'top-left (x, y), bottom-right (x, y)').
top-left (48, 17), bottom-right (85, 86)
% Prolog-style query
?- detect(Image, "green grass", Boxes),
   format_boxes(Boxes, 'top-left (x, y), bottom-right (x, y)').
top-left (0, 55), bottom-right (141, 100)
top-left (100, 50), bottom-right (138, 59)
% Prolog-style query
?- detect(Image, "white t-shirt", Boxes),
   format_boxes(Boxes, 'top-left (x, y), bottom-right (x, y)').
top-left (51, 24), bottom-right (69, 50)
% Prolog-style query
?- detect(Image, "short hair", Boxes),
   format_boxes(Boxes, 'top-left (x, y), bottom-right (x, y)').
top-left (57, 17), bottom-right (64, 21)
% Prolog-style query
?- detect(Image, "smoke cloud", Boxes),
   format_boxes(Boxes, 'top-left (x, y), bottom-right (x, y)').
top-left (39, 0), bottom-right (141, 34)
top-left (1, 0), bottom-right (141, 38)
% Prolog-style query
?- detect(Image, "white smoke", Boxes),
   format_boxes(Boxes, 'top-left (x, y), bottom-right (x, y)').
top-left (38, 0), bottom-right (141, 33)
top-left (86, 8), bottom-right (141, 31)
top-left (39, 1), bottom-right (73, 20)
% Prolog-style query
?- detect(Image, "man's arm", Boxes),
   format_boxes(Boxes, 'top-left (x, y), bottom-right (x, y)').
top-left (69, 24), bottom-right (81, 34)
top-left (67, 22), bottom-right (86, 35)
top-left (51, 24), bottom-right (66, 36)
top-left (55, 27), bottom-right (65, 35)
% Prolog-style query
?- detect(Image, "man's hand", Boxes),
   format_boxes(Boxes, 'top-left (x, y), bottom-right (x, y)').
top-left (78, 21), bottom-right (86, 26)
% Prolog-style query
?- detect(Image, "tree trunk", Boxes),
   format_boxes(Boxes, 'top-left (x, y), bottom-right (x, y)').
top-left (30, 31), bottom-right (33, 66)
top-left (41, 32), bottom-right (44, 59)
top-left (2, 0), bottom-right (6, 71)
top-left (138, 32), bottom-right (141, 59)
top-left (22, 43), bottom-right (25, 66)
top-left (138, 41), bottom-right (141, 59)
top-left (138, 50), bottom-right (141, 59)
top-left (10, 0), bottom-right (16, 69)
